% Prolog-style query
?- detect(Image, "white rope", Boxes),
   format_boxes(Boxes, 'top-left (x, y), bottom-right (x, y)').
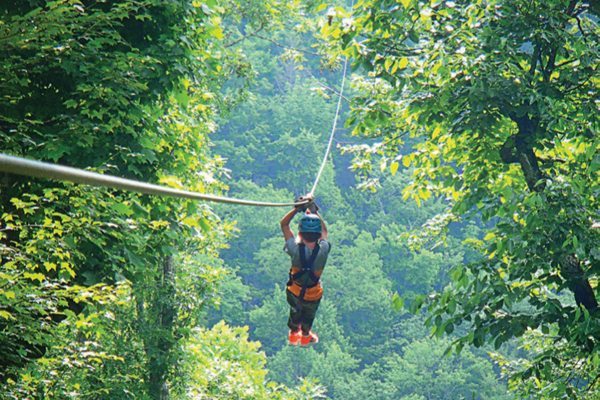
top-left (309, 55), bottom-right (349, 196)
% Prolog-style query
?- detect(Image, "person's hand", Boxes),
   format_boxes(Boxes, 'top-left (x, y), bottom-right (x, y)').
top-left (294, 195), bottom-right (308, 211)
top-left (301, 193), bottom-right (318, 214)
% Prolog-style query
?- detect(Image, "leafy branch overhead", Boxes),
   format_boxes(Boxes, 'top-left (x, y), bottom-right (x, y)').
top-left (322, 0), bottom-right (599, 397)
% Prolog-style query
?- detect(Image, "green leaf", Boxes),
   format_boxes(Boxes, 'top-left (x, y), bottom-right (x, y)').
top-left (400, 0), bottom-right (413, 9)
top-left (24, 272), bottom-right (45, 282)
top-left (111, 202), bottom-right (133, 216)
top-left (447, 299), bottom-right (456, 314)
top-left (0, 310), bottom-right (13, 320)
top-left (198, 217), bottom-right (211, 233)
top-left (397, 57), bottom-right (409, 69)
top-left (392, 292), bottom-right (405, 311)
top-left (3, 291), bottom-right (15, 300)
top-left (409, 294), bottom-right (426, 313)
top-left (541, 325), bottom-right (549, 334)
top-left (384, 58), bottom-right (393, 72)
top-left (181, 215), bottom-right (199, 228)
top-left (483, 232), bottom-right (496, 241)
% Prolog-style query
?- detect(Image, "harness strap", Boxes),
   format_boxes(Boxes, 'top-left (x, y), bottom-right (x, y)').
top-left (287, 242), bottom-right (320, 302)
top-left (297, 243), bottom-right (320, 279)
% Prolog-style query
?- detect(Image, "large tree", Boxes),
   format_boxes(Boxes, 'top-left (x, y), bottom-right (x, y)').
top-left (0, 0), bottom-right (298, 397)
top-left (324, 0), bottom-right (599, 397)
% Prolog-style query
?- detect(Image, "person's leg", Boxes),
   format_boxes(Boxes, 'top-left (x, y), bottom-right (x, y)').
top-left (286, 290), bottom-right (302, 332)
top-left (299, 299), bottom-right (320, 335)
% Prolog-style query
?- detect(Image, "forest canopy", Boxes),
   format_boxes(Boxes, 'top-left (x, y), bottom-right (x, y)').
top-left (0, 0), bottom-right (598, 399)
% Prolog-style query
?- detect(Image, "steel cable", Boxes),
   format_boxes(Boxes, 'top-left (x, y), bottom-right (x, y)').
top-left (0, 154), bottom-right (306, 207)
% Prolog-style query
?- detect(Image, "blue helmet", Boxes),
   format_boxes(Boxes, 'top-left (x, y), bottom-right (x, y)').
top-left (298, 213), bottom-right (321, 233)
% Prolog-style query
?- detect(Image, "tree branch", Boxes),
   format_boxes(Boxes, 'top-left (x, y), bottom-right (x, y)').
top-left (253, 32), bottom-right (321, 57)
top-left (554, 58), bottom-right (579, 69)
top-left (566, 0), bottom-right (578, 15)
top-left (504, 113), bottom-right (599, 312)
top-left (224, 24), bottom-right (265, 48)
top-left (528, 44), bottom-right (541, 78)
top-left (544, 47), bottom-right (559, 82)
top-left (574, 14), bottom-right (589, 43)
top-left (563, 70), bottom-right (596, 94)
top-left (312, 80), bottom-right (351, 102)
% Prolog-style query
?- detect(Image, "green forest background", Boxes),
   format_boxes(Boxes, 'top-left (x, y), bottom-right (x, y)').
top-left (0, 1), bottom-right (598, 399)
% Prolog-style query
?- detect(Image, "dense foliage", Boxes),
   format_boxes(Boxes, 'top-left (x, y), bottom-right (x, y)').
top-left (1, 0), bottom-right (597, 399)
top-left (319, 0), bottom-right (598, 397)
top-left (0, 0), bottom-right (311, 398)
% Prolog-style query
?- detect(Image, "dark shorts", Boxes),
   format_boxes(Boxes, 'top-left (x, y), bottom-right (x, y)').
top-left (286, 289), bottom-right (321, 335)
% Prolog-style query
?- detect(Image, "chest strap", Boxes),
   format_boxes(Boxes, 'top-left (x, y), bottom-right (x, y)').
top-left (288, 242), bottom-right (320, 301)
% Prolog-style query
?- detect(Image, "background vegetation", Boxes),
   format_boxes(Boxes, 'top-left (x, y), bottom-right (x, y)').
top-left (0, 0), bottom-right (597, 399)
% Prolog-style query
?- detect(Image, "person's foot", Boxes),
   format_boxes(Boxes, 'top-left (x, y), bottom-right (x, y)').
top-left (288, 329), bottom-right (301, 345)
top-left (300, 331), bottom-right (319, 346)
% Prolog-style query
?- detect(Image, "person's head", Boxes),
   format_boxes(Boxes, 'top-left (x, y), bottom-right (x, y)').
top-left (298, 213), bottom-right (321, 243)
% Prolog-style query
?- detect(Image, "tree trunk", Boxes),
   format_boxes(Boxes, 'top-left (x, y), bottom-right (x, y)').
top-left (147, 255), bottom-right (176, 400)
top-left (561, 254), bottom-right (598, 312)
top-left (501, 115), bottom-right (598, 312)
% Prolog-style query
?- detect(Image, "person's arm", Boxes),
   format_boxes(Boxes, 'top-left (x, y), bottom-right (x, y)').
top-left (280, 207), bottom-right (298, 241)
top-left (315, 210), bottom-right (328, 241)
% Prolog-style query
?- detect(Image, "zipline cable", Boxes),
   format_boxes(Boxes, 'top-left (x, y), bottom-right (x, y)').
top-left (0, 154), bottom-right (306, 208)
top-left (308, 52), bottom-right (349, 197)
top-left (308, 0), bottom-right (354, 197)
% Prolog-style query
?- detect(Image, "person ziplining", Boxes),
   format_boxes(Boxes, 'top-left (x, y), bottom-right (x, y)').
top-left (280, 194), bottom-right (330, 346)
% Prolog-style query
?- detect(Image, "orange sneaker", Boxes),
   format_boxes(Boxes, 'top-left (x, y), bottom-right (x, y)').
top-left (300, 331), bottom-right (319, 346)
top-left (288, 329), bottom-right (301, 345)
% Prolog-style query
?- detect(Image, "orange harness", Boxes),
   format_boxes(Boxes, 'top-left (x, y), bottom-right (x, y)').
top-left (286, 243), bottom-right (323, 302)
top-left (287, 268), bottom-right (323, 301)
